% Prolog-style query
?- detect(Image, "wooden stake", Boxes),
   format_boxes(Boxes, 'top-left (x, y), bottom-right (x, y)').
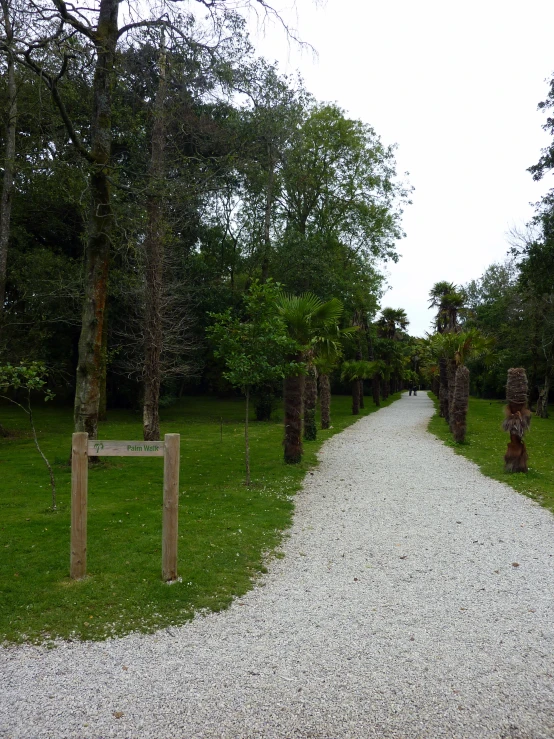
top-left (162, 433), bottom-right (180, 581)
top-left (70, 432), bottom-right (88, 580)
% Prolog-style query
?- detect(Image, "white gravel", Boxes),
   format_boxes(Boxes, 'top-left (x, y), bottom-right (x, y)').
top-left (2, 392), bottom-right (554, 739)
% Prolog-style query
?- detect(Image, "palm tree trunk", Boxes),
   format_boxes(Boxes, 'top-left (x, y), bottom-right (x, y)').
top-left (303, 366), bottom-right (317, 440)
top-left (359, 379), bottom-right (365, 409)
top-left (439, 358), bottom-right (449, 421)
top-left (382, 378), bottom-right (390, 400)
top-left (503, 368), bottom-right (531, 472)
top-left (372, 373), bottom-right (380, 406)
top-left (451, 365), bottom-right (469, 443)
top-left (283, 362), bottom-right (304, 464)
top-left (319, 373), bottom-right (331, 429)
top-left (352, 380), bottom-right (360, 414)
top-left (447, 359), bottom-right (456, 428)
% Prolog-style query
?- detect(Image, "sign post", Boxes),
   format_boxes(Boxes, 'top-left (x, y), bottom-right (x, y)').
top-left (70, 432), bottom-right (180, 582)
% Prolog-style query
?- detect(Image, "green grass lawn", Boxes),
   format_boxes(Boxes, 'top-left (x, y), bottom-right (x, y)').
top-left (428, 395), bottom-right (554, 515)
top-left (0, 392), bottom-right (398, 645)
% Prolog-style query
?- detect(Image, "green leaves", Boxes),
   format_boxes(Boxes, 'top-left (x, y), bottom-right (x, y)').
top-left (206, 280), bottom-right (299, 392)
top-left (0, 362), bottom-right (54, 402)
top-left (274, 291), bottom-right (344, 351)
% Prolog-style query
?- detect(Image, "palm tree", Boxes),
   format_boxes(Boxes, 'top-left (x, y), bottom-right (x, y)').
top-left (427, 329), bottom-right (493, 432)
top-left (503, 368), bottom-right (531, 472)
top-left (341, 360), bottom-right (373, 414)
top-left (376, 308), bottom-right (409, 340)
top-left (275, 293), bottom-right (343, 463)
top-left (314, 336), bottom-right (348, 430)
top-left (376, 308), bottom-right (410, 393)
top-left (428, 282), bottom-right (456, 334)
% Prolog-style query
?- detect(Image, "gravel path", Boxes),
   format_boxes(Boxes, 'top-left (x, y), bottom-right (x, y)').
top-left (2, 392), bottom-right (554, 739)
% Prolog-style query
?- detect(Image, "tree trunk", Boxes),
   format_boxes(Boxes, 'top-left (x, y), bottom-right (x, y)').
top-left (503, 368), bottom-right (531, 473)
top-left (303, 366), bottom-right (317, 440)
top-left (352, 380), bottom-right (360, 414)
top-left (319, 373), bottom-right (331, 429)
top-left (359, 379), bottom-right (365, 409)
top-left (447, 359), bottom-right (456, 428)
top-left (439, 357), bottom-right (449, 421)
top-left (451, 365), bottom-right (469, 443)
top-left (260, 154), bottom-right (274, 282)
top-left (0, 5), bottom-right (16, 321)
top-left (504, 435), bottom-right (528, 473)
top-left (245, 386), bottom-right (250, 485)
top-left (283, 360), bottom-right (304, 464)
top-left (143, 41), bottom-right (167, 441)
top-left (98, 308), bottom-right (108, 421)
top-left (382, 378), bottom-right (390, 400)
top-left (372, 373), bottom-right (380, 406)
top-left (73, 0), bottom-right (119, 439)
top-left (536, 376), bottom-right (549, 418)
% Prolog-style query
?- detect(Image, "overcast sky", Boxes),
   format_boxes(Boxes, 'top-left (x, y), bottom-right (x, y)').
top-left (246, 0), bottom-right (554, 335)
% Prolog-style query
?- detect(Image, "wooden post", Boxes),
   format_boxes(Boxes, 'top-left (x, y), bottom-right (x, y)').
top-left (162, 433), bottom-right (180, 581)
top-left (70, 432), bottom-right (88, 580)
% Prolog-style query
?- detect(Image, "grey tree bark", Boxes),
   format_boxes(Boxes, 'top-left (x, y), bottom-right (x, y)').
top-left (0, 0), bottom-right (17, 320)
top-left (73, 0), bottom-right (118, 439)
top-left (143, 41), bottom-right (167, 441)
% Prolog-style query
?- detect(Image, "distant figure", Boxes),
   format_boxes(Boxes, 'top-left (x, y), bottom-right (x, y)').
top-left (409, 386), bottom-right (413, 396)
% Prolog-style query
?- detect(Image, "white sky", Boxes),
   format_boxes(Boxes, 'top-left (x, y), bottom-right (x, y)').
top-left (246, 0), bottom-right (554, 336)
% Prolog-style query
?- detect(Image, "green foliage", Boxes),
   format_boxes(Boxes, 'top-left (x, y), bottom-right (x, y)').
top-left (207, 281), bottom-right (298, 392)
top-left (426, 329), bottom-right (494, 367)
top-left (340, 359), bottom-right (376, 382)
top-left (0, 362), bottom-right (57, 509)
top-left (0, 362), bottom-right (55, 400)
top-left (275, 291), bottom-right (344, 355)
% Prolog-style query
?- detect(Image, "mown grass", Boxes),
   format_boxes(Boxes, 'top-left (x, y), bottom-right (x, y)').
top-left (428, 395), bottom-right (554, 515)
top-left (0, 392), bottom-right (398, 645)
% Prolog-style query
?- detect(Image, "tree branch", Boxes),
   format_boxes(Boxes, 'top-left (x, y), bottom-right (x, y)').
top-left (50, 0), bottom-right (97, 42)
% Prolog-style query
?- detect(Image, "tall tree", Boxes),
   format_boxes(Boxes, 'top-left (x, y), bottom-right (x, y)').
top-left (0, 0), bottom-right (18, 320)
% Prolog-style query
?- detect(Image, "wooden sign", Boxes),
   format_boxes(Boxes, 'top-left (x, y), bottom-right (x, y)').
top-left (71, 433), bottom-right (180, 583)
top-left (88, 440), bottom-right (165, 457)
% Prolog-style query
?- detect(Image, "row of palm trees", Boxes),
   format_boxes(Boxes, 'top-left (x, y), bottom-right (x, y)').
top-left (274, 295), bottom-right (413, 464)
top-left (423, 282), bottom-right (491, 443)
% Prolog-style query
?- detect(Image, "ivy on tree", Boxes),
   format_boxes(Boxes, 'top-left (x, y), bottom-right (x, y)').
top-left (207, 280), bottom-right (299, 485)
